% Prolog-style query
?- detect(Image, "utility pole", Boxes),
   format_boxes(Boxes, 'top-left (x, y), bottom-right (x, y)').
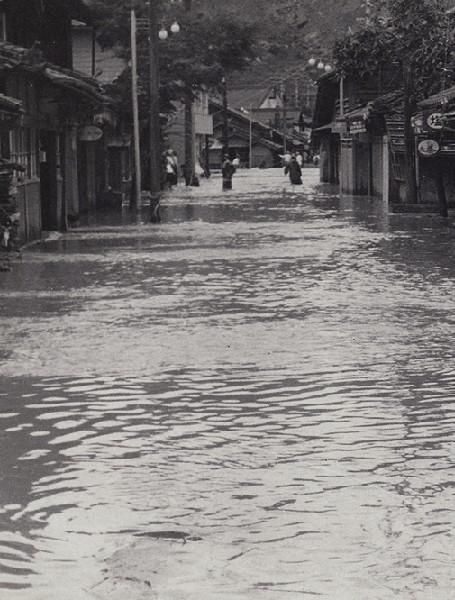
top-left (131, 7), bottom-right (142, 208)
top-left (249, 104), bottom-right (253, 169)
top-left (281, 82), bottom-right (287, 153)
top-left (148, 0), bottom-right (161, 223)
top-left (183, 0), bottom-right (195, 186)
top-left (221, 76), bottom-right (229, 156)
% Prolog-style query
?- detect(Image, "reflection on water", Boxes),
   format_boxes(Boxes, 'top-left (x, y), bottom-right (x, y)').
top-left (0, 170), bottom-right (455, 599)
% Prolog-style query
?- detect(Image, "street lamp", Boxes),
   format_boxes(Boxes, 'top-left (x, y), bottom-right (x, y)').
top-left (308, 57), bottom-right (343, 118)
top-left (147, 1), bottom-right (180, 222)
top-left (170, 21), bottom-right (180, 34)
top-left (308, 58), bottom-right (333, 73)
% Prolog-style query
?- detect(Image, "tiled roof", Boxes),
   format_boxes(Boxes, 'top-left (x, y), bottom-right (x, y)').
top-left (0, 41), bottom-right (107, 104)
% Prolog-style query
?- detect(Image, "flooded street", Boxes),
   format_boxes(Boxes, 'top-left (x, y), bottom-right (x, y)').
top-left (1, 168), bottom-right (455, 599)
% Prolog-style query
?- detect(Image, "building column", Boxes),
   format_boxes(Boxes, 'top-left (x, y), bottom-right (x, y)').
top-left (64, 125), bottom-right (79, 219)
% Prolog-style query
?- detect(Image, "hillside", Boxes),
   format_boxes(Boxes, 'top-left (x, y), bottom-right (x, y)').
top-left (193, 0), bottom-right (364, 86)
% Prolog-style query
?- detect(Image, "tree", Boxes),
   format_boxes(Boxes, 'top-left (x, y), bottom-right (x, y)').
top-left (334, 0), bottom-right (455, 205)
top-left (89, 1), bottom-right (256, 124)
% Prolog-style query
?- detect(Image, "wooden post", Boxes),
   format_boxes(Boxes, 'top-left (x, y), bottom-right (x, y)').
top-left (183, 0), bottom-right (195, 185)
top-left (282, 82), bottom-right (287, 153)
top-left (184, 90), bottom-right (194, 185)
top-left (204, 134), bottom-right (210, 177)
top-left (403, 65), bottom-right (418, 204)
top-left (148, 0), bottom-right (161, 223)
top-left (221, 76), bottom-right (229, 156)
top-left (435, 161), bottom-right (448, 218)
top-left (131, 8), bottom-right (142, 208)
top-left (249, 105), bottom-right (253, 169)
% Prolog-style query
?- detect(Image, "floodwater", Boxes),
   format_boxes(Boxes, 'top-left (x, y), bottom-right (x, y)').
top-left (0, 169), bottom-right (455, 599)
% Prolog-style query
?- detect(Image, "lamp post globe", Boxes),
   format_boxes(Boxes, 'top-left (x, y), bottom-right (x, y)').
top-left (324, 64), bottom-right (333, 73)
top-left (308, 57), bottom-right (316, 67)
top-left (170, 21), bottom-right (180, 34)
top-left (158, 27), bottom-right (168, 40)
top-left (317, 61), bottom-right (325, 70)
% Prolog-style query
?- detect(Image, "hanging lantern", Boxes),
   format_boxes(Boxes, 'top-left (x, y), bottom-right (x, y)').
top-left (158, 27), bottom-right (169, 40)
top-left (308, 57), bottom-right (316, 67)
top-left (324, 64), bottom-right (333, 73)
top-left (170, 21), bottom-right (180, 34)
top-left (317, 61), bottom-right (325, 70)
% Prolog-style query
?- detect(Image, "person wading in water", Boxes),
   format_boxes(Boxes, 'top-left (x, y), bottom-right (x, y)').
top-left (222, 155), bottom-right (236, 191)
top-left (285, 154), bottom-right (302, 185)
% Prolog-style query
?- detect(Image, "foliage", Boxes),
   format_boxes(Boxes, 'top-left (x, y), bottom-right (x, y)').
top-left (89, 0), bottom-right (257, 120)
top-left (334, 0), bottom-right (455, 204)
top-left (334, 0), bottom-right (455, 99)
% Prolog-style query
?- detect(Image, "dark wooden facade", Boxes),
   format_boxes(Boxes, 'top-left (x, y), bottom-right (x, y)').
top-left (0, 0), bottom-right (109, 242)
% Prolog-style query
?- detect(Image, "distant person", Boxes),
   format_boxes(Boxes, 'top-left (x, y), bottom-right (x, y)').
top-left (296, 152), bottom-right (304, 168)
top-left (284, 154), bottom-right (302, 185)
top-left (222, 155), bottom-right (235, 191)
top-left (283, 151), bottom-right (292, 170)
top-left (165, 149), bottom-right (178, 188)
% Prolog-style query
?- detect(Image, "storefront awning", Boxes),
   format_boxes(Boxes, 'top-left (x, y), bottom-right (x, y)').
top-left (312, 122), bottom-right (336, 132)
top-left (0, 41), bottom-right (109, 106)
top-left (44, 66), bottom-right (108, 104)
top-left (419, 86), bottom-right (455, 109)
top-left (0, 93), bottom-right (22, 115)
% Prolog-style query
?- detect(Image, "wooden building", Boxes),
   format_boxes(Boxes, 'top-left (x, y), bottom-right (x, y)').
top-left (72, 19), bottom-right (131, 210)
top-left (312, 71), bottom-right (405, 205)
top-left (0, 0), bottom-right (109, 243)
top-left (208, 99), bottom-right (307, 169)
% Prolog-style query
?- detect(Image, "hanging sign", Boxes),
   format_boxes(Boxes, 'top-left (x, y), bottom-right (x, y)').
top-left (79, 125), bottom-right (103, 142)
top-left (349, 119), bottom-right (367, 134)
top-left (418, 139), bottom-right (440, 157)
top-left (425, 112), bottom-right (444, 131)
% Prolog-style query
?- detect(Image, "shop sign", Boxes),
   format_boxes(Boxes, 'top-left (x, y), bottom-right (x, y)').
top-left (440, 142), bottom-right (455, 154)
top-left (418, 139), bottom-right (440, 157)
top-left (333, 119), bottom-right (347, 135)
top-left (349, 119), bottom-right (367, 135)
top-left (425, 112), bottom-right (444, 131)
top-left (79, 125), bottom-right (103, 142)
top-left (411, 114), bottom-right (424, 134)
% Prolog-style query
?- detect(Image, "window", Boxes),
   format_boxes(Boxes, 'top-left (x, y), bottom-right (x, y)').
top-left (10, 127), bottom-right (38, 179)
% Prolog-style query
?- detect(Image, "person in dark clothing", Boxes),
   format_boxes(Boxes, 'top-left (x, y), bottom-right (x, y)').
top-left (222, 155), bottom-right (235, 191)
top-left (285, 154), bottom-right (302, 185)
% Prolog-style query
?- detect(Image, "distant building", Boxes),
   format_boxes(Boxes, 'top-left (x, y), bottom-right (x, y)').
top-left (208, 99), bottom-right (286, 169)
top-left (227, 84), bottom-right (311, 143)
top-left (165, 91), bottom-right (213, 176)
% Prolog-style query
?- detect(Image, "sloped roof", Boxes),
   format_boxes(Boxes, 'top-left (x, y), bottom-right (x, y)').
top-left (227, 86), bottom-right (273, 110)
top-left (0, 41), bottom-right (107, 104)
top-left (344, 91), bottom-right (403, 121)
top-left (209, 98), bottom-right (285, 151)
